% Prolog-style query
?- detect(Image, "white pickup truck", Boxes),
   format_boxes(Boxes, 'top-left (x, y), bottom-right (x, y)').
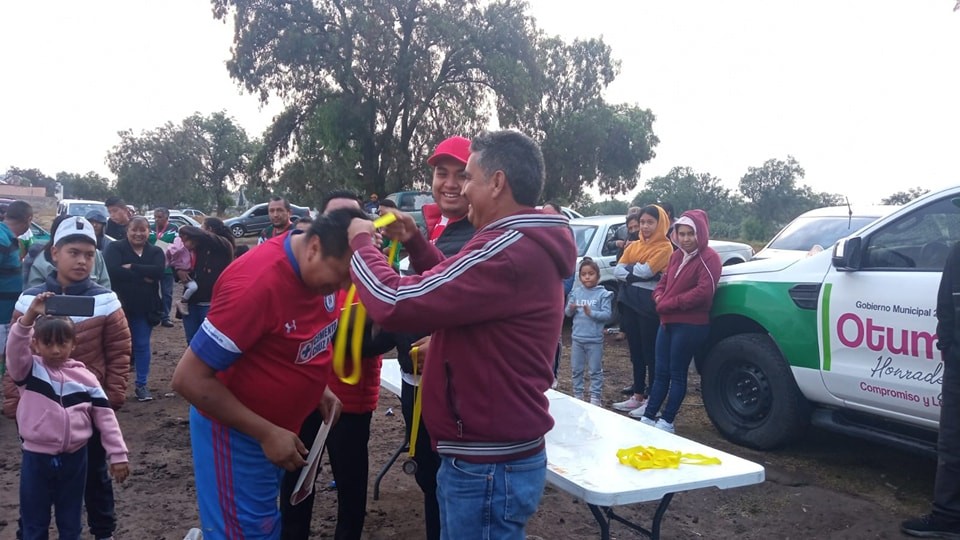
top-left (700, 186), bottom-right (959, 453)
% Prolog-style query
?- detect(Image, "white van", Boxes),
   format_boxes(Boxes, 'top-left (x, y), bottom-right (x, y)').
top-left (700, 187), bottom-right (958, 453)
top-left (57, 199), bottom-right (109, 218)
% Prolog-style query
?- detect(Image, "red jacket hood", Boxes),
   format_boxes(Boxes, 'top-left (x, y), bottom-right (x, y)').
top-left (671, 209), bottom-right (711, 252)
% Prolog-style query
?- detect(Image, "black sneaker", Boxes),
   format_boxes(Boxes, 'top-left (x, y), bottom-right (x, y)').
top-left (620, 385), bottom-right (635, 396)
top-left (161, 319), bottom-right (175, 328)
top-left (901, 513), bottom-right (960, 538)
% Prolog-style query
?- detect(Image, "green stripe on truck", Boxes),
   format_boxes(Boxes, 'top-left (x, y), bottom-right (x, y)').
top-left (821, 282), bottom-right (832, 371)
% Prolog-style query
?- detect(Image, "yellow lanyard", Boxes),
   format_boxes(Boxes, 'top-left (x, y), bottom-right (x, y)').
top-left (332, 214), bottom-right (398, 384)
top-left (616, 445), bottom-right (721, 470)
top-left (408, 345), bottom-right (424, 457)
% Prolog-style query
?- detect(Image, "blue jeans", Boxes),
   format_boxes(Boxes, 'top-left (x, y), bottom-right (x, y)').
top-left (183, 304), bottom-right (210, 346)
top-left (20, 446), bottom-right (88, 540)
top-left (160, 273), bottom-right (174, 322)
top-left (127, 314), bottom-right (153, 387)
top-left (644, 323), bottom-right (710, 424)
top-left (570, 339), bottom-right (603, 400)
top-left (437, 449), bottom-right (547, 540)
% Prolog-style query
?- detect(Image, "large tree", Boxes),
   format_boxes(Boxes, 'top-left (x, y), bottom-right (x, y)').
top-left (56, 171), bottom-right (114, 201)
top-left (738, 156), bottom-right (842, 240)
top-left (882, 187), bottom-right (929, 205)
top-left (633, 167), bottom-right (740, 217)
top-left (501, 37), bottom-right (658, 205)
top-left (220, 0), bottom-right (541, 197)
top-left (2, 167), bottom-right (57, 197)
top-left (631, 166), bottom-right (743, 239)
top-left (107, 112), bottom-right (253, 214)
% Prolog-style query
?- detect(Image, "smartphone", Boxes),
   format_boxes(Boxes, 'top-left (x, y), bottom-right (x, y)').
top-left (45, 295), bottom-right (95, 317)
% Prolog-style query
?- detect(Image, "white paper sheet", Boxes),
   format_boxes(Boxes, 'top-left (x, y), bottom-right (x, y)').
top-left (290, 403), bottom-right (341, 506)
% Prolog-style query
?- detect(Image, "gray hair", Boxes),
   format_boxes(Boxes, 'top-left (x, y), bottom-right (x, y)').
top-left (470, 130), bottom-right (544, 206)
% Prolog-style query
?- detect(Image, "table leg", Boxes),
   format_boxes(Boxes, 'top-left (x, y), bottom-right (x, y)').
top-left (373, 439), bottom-right (408, 500)
top-left (651, 493), bottom-right (674, 539)
top-left (587, 492), bottom-right (676, 540)
top-left (587, 504), bottom-right (611, 540)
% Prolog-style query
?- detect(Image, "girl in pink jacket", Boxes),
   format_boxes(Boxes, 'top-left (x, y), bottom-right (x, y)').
top-left (7, 292), bottom-right (129, 540)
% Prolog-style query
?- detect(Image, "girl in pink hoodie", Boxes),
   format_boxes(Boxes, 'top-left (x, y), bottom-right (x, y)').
top-left (639, 209), bottom-right (722, 433)
top-left (7, 292), bottom-right (129, 540)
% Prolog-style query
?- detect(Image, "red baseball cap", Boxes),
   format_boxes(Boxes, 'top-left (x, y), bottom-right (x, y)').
top-left (427, 136), bottom-right (471, 167)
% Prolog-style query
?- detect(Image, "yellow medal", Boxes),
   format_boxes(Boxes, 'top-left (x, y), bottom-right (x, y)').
top-left (332, 213), bottom-right (398, 384)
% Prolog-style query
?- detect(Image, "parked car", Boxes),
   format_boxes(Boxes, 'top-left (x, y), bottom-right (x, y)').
top-left (385, 191), bottom-right (434, 232)
top-left (223, 202), bottom-right (311, 238)
top-left (753, 205), bottom-right (899, 260)
top-left (536, 205), bottom-right (584, 220)
top-left (27, 222), bottom-right (51, 245)
top-left (57, 199), bottom-right (109, 218)
top-left (180, 208), bottom-right (207, 219)
top-left (698, 186), bottom-right (960, 455)
top-left (147, 210), bottom-right (201, 231)
top-left (568, 215), bottom-right (754, 321)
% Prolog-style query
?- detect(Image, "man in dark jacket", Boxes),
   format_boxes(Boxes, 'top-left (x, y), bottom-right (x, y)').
top-left (103, 196), bottom-right (131, 240)
top-left (421, 136), bottom-right (475, 254)
top-left (366, 137), bottom-right (477, 540)
top-left (902, 240), bottom-right (960, 537)
top-left (348, 130), bottom-right (577, 539)
top-left (85, 210), bottom-right (113, 252)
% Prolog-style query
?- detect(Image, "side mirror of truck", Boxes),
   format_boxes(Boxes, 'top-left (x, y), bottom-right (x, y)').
top-left (832, 236), bottom-right (863, 271)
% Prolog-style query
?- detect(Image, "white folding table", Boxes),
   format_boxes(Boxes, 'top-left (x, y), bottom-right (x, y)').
top-left (545, 390), bottom-right (765, 539)
top-left (377, 360), bottom-right (766, 539)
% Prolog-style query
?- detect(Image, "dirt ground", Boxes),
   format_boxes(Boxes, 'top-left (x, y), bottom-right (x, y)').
top-left (0, 322), bottom-right (940, 539)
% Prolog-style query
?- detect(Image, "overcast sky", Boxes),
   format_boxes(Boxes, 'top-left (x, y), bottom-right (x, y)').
top-left (1, 0), bottom-right (958, 204)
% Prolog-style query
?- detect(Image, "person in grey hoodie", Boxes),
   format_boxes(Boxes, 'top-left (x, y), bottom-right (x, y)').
top-left (565, 257), bottom-right (613, 405)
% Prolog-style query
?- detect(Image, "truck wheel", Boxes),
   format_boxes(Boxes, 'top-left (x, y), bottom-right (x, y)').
top-left (702, 333), bottom-right (810, 450)
top-left (230, 224), bottom-right (245, 238)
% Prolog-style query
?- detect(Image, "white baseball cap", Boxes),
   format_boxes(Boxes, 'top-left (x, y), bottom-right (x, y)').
top-left (54, 216), bottom-right (97, 246)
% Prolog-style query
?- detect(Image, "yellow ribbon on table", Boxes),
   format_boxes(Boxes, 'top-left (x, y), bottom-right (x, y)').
top-left (616, 445), bottom-right (721, 471)
top-left (332, 213), bottom-right (398, 385)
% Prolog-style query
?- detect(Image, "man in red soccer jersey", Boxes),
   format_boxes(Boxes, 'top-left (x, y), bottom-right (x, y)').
top-left (172, 207), bottom-right (367, 539)
top-left (279, 189), bottom-right (381, 540)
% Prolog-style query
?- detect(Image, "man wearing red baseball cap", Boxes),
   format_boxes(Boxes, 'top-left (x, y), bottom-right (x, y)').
top-left (423, 136), bottom-right (475, 253)
top-left (393, 136), bottom-right (476, 540)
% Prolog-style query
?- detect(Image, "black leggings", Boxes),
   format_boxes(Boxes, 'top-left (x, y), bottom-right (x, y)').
top-left (619, 304), bottom-right (659, 395)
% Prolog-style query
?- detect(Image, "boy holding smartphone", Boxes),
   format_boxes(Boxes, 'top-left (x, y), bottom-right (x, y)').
top-left (1, 216), bottom-right (132, 540)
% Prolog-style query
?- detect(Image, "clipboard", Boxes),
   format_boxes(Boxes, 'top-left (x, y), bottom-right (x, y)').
top-left (290, 402), bottom-right (341, 505)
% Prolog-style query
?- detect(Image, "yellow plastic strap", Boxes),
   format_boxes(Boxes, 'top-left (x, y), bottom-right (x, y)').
top-left (408, 345), bottom-right (423, 458)
top-left (387, 240), bottom-right (399, 268)
top-left (333, 286), bottom-right (361, 384)
top-left (332, 212), bottom-right (400, 384)
top-left (616, 445), bottom-right (721, 471)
